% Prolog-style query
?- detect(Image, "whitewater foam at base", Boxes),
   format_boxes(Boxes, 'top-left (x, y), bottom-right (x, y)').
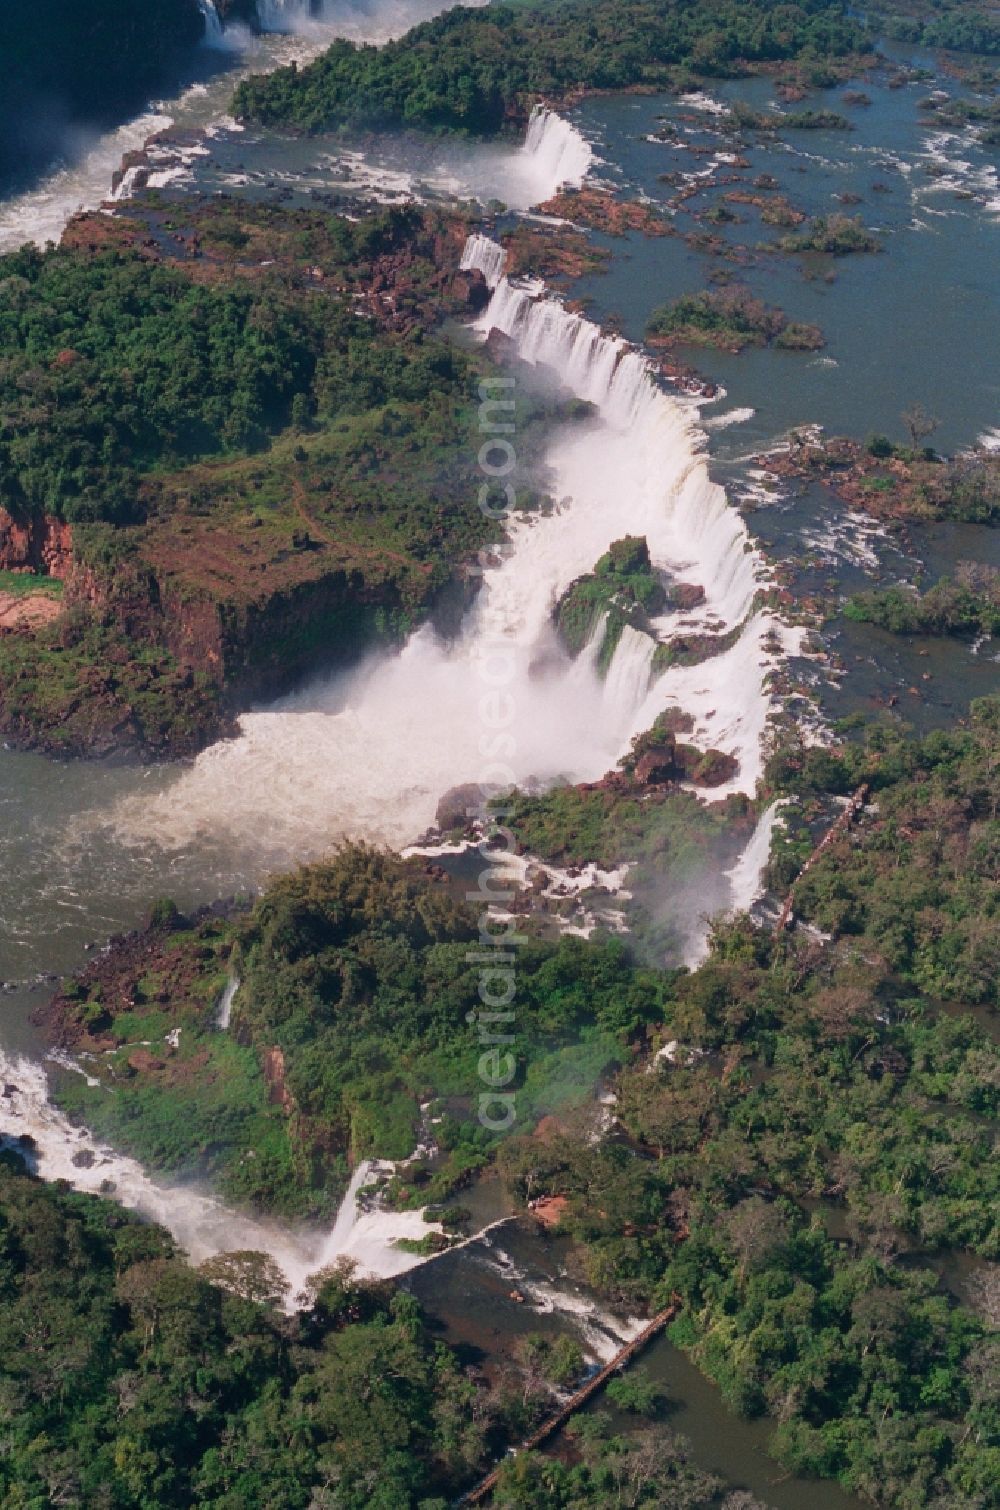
top-left (520, 105), bottom-right (593, 196)
top-left (0, 0), bottom-right (482, 253)
top-left (0, 1049), bottom-right (444, 1300)
top-left (114, 236), bottom-right (792, 874)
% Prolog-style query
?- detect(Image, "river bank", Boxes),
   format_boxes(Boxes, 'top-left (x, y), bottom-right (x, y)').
top-left (0, 5), bottom-right (999, 1507)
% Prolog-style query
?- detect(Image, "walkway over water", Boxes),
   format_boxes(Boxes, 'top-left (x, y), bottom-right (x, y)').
top-left (459, 1302), bottom-right (680, 1505)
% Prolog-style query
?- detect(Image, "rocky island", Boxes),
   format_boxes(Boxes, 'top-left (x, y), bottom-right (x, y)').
top-left (0, 1), bottom-right (999, 1507)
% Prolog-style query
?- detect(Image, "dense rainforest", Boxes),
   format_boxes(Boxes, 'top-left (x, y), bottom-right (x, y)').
top-left (48, 846), bottom-right (672, 1219)
top-left (0, 199), bottom-right (541, 756)
top-left (31, 699), bottom-right (1000, 1507)
top-left (0, 203), bottom-right (475, 529)
top-left (232, 0), bottom-right (869, 137)
top-left (494, 699), bottom-right (1000, 1508)
top-left (0, 1156), bottom-right (513, 1508)
top-left (3, 0), bottom-right (1000, 1503)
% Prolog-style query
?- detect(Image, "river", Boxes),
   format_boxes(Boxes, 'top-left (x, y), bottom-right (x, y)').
top-left (0, 12), bottom-right (995, 1507)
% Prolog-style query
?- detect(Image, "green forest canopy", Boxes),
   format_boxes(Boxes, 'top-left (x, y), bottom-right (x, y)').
top-left (232, 0), bottom-right (867, 137)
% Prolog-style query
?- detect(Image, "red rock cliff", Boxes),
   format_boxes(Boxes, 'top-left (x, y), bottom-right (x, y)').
top-left (0, 509), bottom-right (73, 576)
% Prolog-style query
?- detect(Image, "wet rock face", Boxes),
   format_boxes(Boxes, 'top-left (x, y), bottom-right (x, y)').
top-left (675, 745), bottom-right (739, 788)
top-left (631, 737), bottom-right (738, 789)
top-left (634, 744), bottom-right (677, 786)
top-left (263, 1046), bottom-right (293, 1112)
top-left (669, 582), bottom-right (706, 611)
top-left (462, 267), bottom-right (492, 311)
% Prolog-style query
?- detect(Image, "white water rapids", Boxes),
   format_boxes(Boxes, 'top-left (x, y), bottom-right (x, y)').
top-left (0, 92), bottom-right (790, 1290)
top-left (115, 236), bottom-right (795, 883)
top-left (0, 1050), bottom-right (447, 1300)
top-left (0, 0), bottom-right (484, 253)
top-left (0, 216), bottom-right (791, 1293)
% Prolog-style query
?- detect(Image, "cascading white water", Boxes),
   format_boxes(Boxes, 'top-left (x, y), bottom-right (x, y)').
top-left (725, 798), bottom-right (785, 913)
top-left (0, 0), bottom-right (482, 253)
top-left (254, 0), bottom-right (485, 34)
top-left (254, 0), bottom-right (311, 29)
top-left (464, 236), bottom-right (797, 783)
top-left (601, 624), bottom-right (658, 725)
top-left (197, 0), bottom-right (225, 43)
top-left (460, 231), bottom-right (508, 289)
top-left (113, 234), bottom-right (794, 865)
top-left (346, 99), bottom-right (591, 212)
top-left (0, 1048), bottom-right (445, 1298)
top-left (215, 973), bottom-right (240, 1029)
top-left (519, 103), bottom-right (593, 198)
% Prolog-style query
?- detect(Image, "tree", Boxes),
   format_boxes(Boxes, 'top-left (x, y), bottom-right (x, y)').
top-left (901, 402), bottom-right (940, 450)
top-left (720, 1197), bottom-right (790, 1283)
top-left (198, 1250), bottom-right (290, 1307)
top-left (606, 1367), bottom-right (667, 1417)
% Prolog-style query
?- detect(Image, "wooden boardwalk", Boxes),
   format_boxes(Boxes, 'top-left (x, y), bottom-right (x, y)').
top-left (776, 783), bottom-right (869, 933)
top-left (458, 1302), bottom-right (679, 1505)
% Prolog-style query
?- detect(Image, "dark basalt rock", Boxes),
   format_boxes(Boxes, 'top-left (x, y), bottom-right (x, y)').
top-left (634, 745), bottom-right (677, 786)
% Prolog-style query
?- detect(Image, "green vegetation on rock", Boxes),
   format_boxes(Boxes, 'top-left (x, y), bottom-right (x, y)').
top-left (51, 845), bottom-right (671, 1218)
top-left (845, 565), bottom-right (1000, 640)
top-left (497, 699), bottom-right (1000, 1508)
top-left (868, 0), bottom-right (1000, 56)
top-left (0, 1155), bottom-right (527, 1507)
top-left (647, 286), bottom-right (824, 352)
top-left (0, 203), bottom-right (470, 527)
top-left (0, 198), bottom-right (557, 757)
top-left (779, 212), bottom-right (882, 255)
top-left (232, 0), bottom-right (867, 138)
top-left (554, 535), bottom-right (666, 671)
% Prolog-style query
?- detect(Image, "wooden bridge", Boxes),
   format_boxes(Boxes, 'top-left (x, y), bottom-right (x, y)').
top-left (776, 782), bottom-right (870, 933)
top-left (457, 1301), bottom-right (679, 1505)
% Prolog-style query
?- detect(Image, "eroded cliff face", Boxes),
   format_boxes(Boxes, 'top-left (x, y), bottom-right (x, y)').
top-left (73, 549), bottom-right (416, 709)
top-left (0, 509), bottom-right (74, 577)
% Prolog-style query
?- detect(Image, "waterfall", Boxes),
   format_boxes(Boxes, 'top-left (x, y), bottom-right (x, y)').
top-left (0, 1049), bottom-right (448, 1301)
top-left (0, 1049), bottom-right (321, 1287)
top-left (471, 248), bottom-right (767, 632)
top-left (215, 973), bottom-right (240, 1029)
top-left (254, 0), bottom-right (467, 33)
top-left (460, 232), bottom-right (508, 289)
top-left (519, 104), bottom-right (593, 197)
top-left (117, 235), bottom-right (796, 863)
top-left (601, 624), bottom-right (656, 723)
top-left (312, 1159), bottom-right (445, 1275)
top-left (254, 0), bottom-right (310, 29)
top-left (197, 0), bottom-right (225, 43)
top-left (725, 799), bottom-right (786, 914)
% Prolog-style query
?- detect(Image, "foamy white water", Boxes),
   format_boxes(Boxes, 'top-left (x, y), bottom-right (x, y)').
top-left (0, 1049), bottom-right (444, 1299)
top-left (111, 237), bottom-right (791, 868)
top-left (198, 0), bottom-right (226, 45)
top-left (519, 104), bottom-right (593, 196)
top-left (298, 104), bottom-right (592, 214)
top-left (472, 1236), bottom-right (645, 1364)
top-left (726, 798), bottom-right (785, 912)
top-left (705, 407), bottom-right (756, 431)
top-left (0, 108), bottom-right (174, 250)
top-left (0, 0), bottom-right (480, 253)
